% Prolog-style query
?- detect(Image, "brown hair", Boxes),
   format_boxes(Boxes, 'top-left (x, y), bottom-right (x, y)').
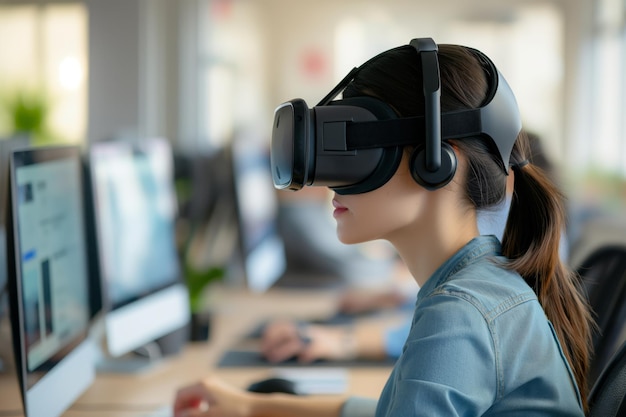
top-left (344, 44), bottom-right (593, 409)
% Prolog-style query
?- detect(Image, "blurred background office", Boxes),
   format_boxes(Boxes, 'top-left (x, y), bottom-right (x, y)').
top-left (0, 0), bottom-right (625, 280)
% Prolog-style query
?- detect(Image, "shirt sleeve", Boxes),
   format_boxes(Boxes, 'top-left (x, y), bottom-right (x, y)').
top-left (383, 318), bottom-right (412, 358)
top-left (381, 292), bottom-right (497, 416)
top-left (340, 397), bottom-right (378, 417)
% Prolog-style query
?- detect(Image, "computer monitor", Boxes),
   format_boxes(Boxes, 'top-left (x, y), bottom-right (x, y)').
top-left (0, 135), bottom-right (30, 312)
top-left (87, 138), bottom-right (189, 369)
top-left (0, 136), bottom-right (30, 417)
top-left (230, 133), bottom-right (287, 293)
top-left (7, 144), bottom-right (95, 417)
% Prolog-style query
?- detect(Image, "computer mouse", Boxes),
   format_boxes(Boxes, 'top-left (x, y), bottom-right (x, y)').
top-left (247, 377), bottom-right (299, 395)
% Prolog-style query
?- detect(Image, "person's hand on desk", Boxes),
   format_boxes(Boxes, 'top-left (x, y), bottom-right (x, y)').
top-left (174, 377), bottom-right (252, 417)
top-left (261, 320), bottom-right (387, 363)
top-left (261, 321), bottom-right (357, 363)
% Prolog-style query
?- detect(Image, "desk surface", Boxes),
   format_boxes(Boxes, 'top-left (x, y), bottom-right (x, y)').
top-left (0, 286), bottom-right (394, 416)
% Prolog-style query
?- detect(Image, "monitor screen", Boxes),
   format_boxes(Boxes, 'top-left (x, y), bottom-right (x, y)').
top-left (231, 133), bottom-right (286, 292)
top-left (88, 138), bottom-right (189, 359)
top-left (9, 145), bottom-right (95, 417)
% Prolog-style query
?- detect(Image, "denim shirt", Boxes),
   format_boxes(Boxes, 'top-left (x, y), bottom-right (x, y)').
top-left (341, 235), bottom-right (584, 417)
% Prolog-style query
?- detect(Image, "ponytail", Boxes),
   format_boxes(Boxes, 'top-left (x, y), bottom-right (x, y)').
top-left (455, 132), bottom-right (593, 411)
top-left (502, 143), bottom-right (594, 411)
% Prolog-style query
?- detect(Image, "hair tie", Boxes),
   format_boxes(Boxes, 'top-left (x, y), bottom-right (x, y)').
top-left (511, 159), bottom-right (529, 171)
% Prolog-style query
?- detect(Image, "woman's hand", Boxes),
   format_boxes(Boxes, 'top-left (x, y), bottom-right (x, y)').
top-left (173, 374), bottom-right (348, 417)
top-left (173, 377), bottom-right (252, 417)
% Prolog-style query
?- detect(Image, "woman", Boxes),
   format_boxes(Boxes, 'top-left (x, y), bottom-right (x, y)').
top-left (173, 40), bottom-right (592, 417)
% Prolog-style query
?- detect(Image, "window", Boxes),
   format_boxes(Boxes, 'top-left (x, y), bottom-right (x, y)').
top-left (0, 2), bottom-right (87, 144)
top-left (586, 0), bottom-right (626, 176)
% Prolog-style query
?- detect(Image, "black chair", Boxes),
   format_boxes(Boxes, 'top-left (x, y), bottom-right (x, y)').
top-left (575, 245), bottom-right (626, 389)
top-left (587, 339), bottom-right (626, 417)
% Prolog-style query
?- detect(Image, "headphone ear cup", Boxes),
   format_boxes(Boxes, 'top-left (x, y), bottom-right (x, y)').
top-left (410, 142), bottom-right (458, 190)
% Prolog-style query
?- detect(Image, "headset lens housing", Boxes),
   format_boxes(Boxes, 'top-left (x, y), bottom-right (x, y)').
top-left (271, 102), bottom-right (297, 190)
top-left (271, 99), bottom-right (314, 191)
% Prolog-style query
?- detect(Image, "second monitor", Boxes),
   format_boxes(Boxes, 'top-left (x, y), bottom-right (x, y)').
top-left (230, 134), bottom-right (286, 293)
top-left (87, 137), bottom-right (189, 371)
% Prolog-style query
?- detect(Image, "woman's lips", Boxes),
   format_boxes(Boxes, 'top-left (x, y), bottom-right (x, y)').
top-left (332, 199), bottom-right (348, 218)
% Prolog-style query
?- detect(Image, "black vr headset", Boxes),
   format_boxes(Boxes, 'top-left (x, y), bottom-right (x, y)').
top-left (270, 37), bottom-right (522, 195)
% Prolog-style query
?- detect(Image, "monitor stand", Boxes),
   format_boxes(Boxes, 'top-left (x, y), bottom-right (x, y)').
top-left (94, 342), bottom-right (164, 374)
top-left (94, 325), bottom-right (188, 374)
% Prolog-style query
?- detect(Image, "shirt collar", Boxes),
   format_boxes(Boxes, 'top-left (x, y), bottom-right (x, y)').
top-left (417, 235), bottom-right (502, 300)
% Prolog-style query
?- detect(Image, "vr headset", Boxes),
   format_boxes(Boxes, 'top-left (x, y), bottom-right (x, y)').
top-left (270, 37), bottom-right (522, 195)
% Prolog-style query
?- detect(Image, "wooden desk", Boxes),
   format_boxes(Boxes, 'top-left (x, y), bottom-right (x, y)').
top-left (0, 286), bottom-right (394, 416)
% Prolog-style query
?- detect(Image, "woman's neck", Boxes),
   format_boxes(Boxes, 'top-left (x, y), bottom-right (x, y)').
top-left (389, 195), bottom-right (480, 287)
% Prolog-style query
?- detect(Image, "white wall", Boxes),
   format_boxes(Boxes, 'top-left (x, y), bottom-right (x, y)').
top-left (85, 0), bottom-right (605, 175)
top-left (86, 0), bottom-right (183, 145)
top-left (255, 0), bottom-right (584, 165)
top-left (87, 0), bottom-right (142, 143)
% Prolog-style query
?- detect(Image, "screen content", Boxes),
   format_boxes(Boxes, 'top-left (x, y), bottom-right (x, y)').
top-left (90, 139), bottom-right (180, 308)
top-left (13, 152), bottom-right (90, 381)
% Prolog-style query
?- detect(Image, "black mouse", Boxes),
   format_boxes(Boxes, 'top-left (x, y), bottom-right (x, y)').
top-left (247, 377), bottom-right (298, 394)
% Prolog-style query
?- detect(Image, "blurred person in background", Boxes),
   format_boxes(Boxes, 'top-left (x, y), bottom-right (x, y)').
top-left (275, 186), bottom-right (400, 288)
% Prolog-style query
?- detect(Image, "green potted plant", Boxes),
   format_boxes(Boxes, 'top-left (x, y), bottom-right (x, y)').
top-left (184, 262), bottom-right (223, 341)
top-left (2, 88), bottom-right (56, 145)
top-left (175, 176), bottom-right (226, 341)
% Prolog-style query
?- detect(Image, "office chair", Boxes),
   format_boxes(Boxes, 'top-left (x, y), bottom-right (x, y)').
top-left (587, 338), bottom-right (626, 417)
top-left (575, 245), bottom-right (626, 389)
